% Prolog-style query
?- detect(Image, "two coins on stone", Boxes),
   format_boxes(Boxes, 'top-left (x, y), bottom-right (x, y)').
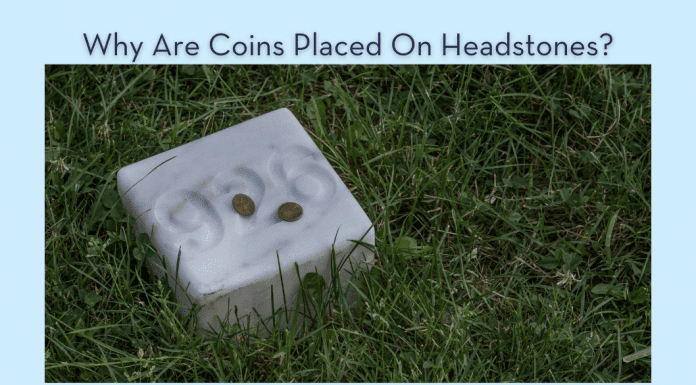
top-left (232, 193), bottom-right (303, 222)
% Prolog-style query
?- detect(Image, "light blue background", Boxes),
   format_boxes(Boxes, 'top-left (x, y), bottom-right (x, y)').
top-left (0, 0), bottom-right (689, 382)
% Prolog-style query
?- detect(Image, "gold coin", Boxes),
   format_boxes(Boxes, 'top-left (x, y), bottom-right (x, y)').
top-left (278, 202), bottom-right (303, 222)
top-left (232, 194), bottom-right (255, 216)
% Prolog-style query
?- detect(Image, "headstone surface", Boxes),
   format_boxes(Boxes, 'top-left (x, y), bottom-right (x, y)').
top-left (117, 108), bottom-right (374, 334)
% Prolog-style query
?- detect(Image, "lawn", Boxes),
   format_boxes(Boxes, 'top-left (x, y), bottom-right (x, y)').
top-left (45, 64), bottom-right (651, 382)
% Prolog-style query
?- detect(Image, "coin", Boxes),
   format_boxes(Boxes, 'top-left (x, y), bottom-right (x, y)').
top-left (232, 194), bottom-right (255, 216)
top-left (278, 202), bottom-right (303, 222)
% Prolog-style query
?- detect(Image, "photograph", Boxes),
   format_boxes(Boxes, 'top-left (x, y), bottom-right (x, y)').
top-left (45, 64), bottom-right (651, 382)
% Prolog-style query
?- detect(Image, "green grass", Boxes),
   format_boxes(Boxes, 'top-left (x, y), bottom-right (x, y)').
top-left (45, 64), bottom-right (651, 382)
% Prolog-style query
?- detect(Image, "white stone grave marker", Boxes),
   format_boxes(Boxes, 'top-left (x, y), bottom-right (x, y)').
top-left (117, 108), bottom-right (374, 334)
